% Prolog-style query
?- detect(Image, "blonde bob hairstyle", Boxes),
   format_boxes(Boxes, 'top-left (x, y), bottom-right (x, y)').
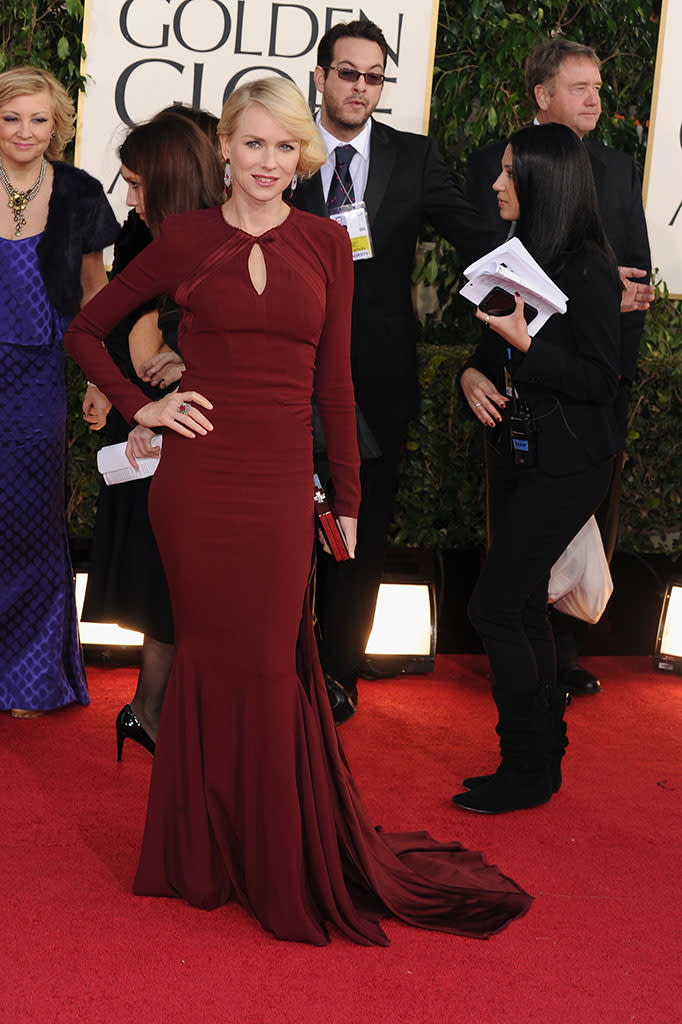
top-left (0, 66), bottom-right (76, 160)
top-left (218, 76), bottom-right (326, 179)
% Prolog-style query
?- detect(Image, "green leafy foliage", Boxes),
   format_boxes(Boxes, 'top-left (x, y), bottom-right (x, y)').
top-left (391, 345), bottom-right (488, 550)
top-left (0, 2), bottom-right (86, 93)
top-left (619, 281), bottom-right (682, 552)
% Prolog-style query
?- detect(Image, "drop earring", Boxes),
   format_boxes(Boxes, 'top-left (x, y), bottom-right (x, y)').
top-left (289, 173), bottom-right (298, 199)
top-left (224, 160), bottom-right (231, 192)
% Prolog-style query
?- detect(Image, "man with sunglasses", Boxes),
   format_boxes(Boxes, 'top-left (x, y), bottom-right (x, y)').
top-left (292, 20), bottom-right (490, 723)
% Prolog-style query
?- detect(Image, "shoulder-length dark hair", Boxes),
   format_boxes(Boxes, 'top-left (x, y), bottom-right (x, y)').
top-left (509, 123), bottom-right (614, 270)
top-left (119, 112), bottom-right (223, 236)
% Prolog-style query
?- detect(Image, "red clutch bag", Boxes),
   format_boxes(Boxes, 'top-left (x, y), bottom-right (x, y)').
top-left (313, 474), bottom-right (350, 561)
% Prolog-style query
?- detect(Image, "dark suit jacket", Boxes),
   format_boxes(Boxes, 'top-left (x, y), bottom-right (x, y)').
top-left (292, 118), bottom-right (494, 434)
top-left (465, 136), bottom-right (651, 381)
top-left (464, 243), bottom-right (622, 476)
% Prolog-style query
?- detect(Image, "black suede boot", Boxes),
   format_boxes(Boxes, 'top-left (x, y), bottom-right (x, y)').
top-left (453, 687), bottom-right (554, 813)
top-left (453, 765), bottom-right (553, 813)
top-left (461, 685), bottom-right (568, 796)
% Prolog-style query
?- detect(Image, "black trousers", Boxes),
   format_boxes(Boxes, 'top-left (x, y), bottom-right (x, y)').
top-left (314, 425), bottom-right (406, 689)
top-left (551, 379), bottom-right (630, 665)
top-left (470, 443), bottom-right (613, 710)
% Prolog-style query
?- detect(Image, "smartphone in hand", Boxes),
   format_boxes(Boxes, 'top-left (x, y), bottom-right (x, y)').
top-left (479, 286), bottom-right (538, 325)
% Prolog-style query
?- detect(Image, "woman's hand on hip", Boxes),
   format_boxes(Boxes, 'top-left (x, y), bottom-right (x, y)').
top-left (461, 367), bottom-right (506, 427)
top-left (476, 292), bottom-right (532, 352)
top-left (133, 390), bottom-right (214, 438)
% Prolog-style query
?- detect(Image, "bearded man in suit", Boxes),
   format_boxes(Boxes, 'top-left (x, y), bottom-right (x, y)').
top-left (292, 19), bottom-right (491, 722)
top-left (465, 38), bottom-right (654, 696)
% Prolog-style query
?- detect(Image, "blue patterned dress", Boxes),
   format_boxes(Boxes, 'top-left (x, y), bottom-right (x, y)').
top-left (0, 234), bottom-right (89, 711)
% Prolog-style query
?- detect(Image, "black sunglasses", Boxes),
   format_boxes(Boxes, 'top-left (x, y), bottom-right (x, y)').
top-left (325, 66), bottom-right (385, 87)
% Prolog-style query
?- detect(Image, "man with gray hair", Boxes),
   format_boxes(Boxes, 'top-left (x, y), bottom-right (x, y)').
top-left (465, 37), bottom-right (653, 697)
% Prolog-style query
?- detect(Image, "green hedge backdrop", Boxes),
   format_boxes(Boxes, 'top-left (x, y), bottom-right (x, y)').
top-left (3, 0), bottom-right (679, 555)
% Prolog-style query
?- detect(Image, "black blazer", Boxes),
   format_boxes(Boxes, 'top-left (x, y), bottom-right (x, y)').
top-left (464, 243), bottom-right (622, 476)
top-left (465, 135), bottom-right (651, 381)
top-left (292, 119), bottom-right (495, 434)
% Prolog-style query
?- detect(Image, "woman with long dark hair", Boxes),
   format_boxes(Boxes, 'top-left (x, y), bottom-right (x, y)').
top-left (81, 109), bottom-right (224, 756)
top-left (455, 123), bottom-right (622, 813)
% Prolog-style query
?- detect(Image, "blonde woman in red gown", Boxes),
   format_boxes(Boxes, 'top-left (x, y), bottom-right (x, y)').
top-left (65, 77), bottom-right (531, 945)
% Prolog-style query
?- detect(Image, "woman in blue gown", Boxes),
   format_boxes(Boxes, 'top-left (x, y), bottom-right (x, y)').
top-left (0, 66), bottom-right (118, 717)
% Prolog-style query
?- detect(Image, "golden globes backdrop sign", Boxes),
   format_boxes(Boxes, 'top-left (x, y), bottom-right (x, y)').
top-left (643, 0), bottom-right (682, 298)
top-left (76, 0), bottom-right (440, 225)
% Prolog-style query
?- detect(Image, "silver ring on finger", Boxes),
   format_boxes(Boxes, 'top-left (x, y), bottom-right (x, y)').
top-left (474, 402), bottom-right (482, 409)
top-left (484, 313), bottom-right (490, 326)
top-left (177, 401), bottom-right (191, 415)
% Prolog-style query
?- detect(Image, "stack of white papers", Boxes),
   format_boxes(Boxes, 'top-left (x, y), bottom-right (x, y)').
top-left (460, 237), bottom-right (568, 336)
top-left (96, 434), bottom-right (162, 485)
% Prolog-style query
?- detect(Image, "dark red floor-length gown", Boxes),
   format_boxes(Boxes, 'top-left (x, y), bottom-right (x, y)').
top-left (66, 205), bottom-right (531, 944)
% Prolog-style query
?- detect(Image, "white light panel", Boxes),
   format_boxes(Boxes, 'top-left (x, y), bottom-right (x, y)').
top-left (365, 583), bottom-right (433, 656)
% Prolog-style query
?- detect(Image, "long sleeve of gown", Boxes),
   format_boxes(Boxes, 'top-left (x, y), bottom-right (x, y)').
top-left (313, 223), bottom-right (360, 518)
top-left (65, 222), bottom-right (186, 423)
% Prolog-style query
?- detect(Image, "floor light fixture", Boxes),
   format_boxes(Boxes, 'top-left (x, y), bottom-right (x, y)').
top-left (653, 579), bottom-right (682, 674)
top-left (364, 548), bottom-right (437, 675)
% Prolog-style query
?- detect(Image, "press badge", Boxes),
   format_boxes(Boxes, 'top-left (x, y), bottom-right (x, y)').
top-left (329, 202), bottom-right (374, 261)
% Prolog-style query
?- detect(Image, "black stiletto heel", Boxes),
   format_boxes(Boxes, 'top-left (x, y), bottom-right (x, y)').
top-left (115, 704), bottom-right (155, 761)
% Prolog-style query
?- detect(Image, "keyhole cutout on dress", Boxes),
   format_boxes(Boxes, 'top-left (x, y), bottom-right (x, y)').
top-left (248, 243), bottom-right (267, 295)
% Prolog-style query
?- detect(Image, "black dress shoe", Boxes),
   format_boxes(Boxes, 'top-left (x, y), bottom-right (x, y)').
top-left (324, 674), bottom-right (356, 725)
top-left (559, 665), bottom-right (601, 696)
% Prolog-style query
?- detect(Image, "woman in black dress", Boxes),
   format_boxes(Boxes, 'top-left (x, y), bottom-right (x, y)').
top-left (81, 109), bottom-right (223, 756)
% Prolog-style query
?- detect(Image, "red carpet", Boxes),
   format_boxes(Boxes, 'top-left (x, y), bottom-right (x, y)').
top-left (2, 655), bottom-right (680, 1024)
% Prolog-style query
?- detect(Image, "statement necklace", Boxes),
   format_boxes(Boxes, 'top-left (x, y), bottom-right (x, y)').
top-left (0, 156), bottom-right (47, 237)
